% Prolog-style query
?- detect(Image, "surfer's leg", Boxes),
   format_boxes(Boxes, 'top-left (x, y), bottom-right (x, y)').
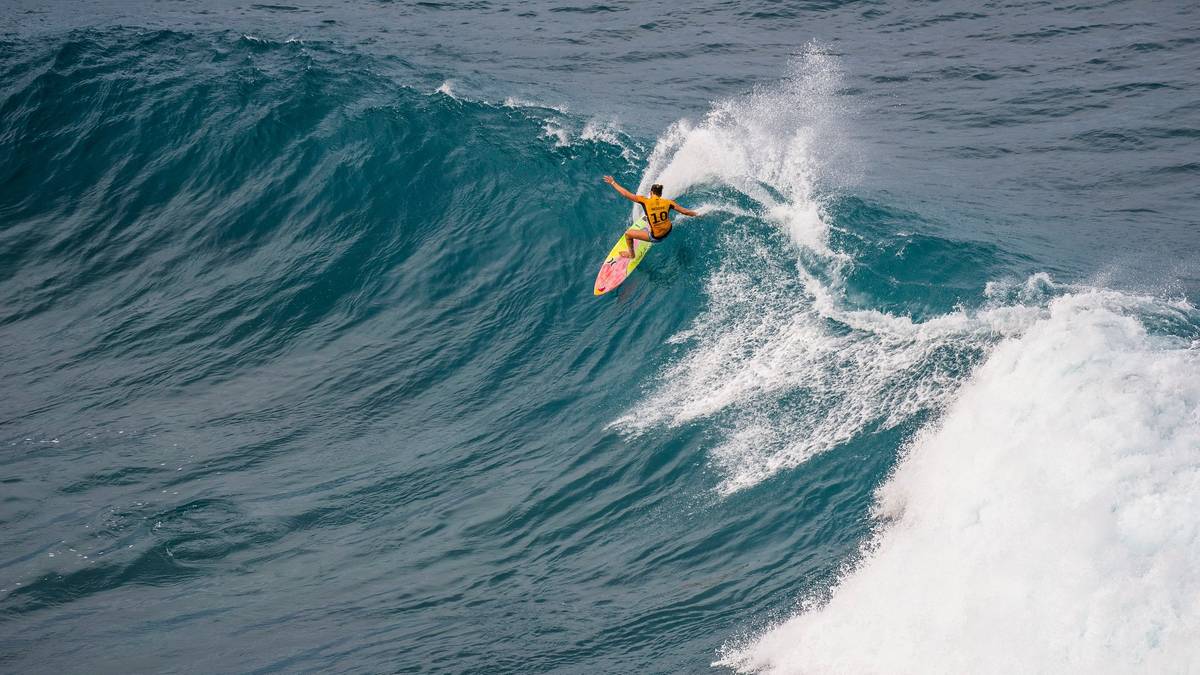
top-left (621, 229), bottom-right (650, 258)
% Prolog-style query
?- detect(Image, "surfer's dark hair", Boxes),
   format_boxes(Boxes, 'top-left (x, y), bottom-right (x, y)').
top-left (650, 184), bottom-right (663, 196)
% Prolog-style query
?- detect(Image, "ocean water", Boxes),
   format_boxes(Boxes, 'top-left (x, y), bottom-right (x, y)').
top-left (2, 1), bottom-right (1199, 673)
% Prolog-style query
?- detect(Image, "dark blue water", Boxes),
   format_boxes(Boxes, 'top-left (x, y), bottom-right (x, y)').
top-left (3, 2), bottom-right (1199, 673)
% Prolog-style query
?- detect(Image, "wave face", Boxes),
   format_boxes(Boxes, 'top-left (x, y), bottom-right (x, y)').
top-left (2, 3), bottom-right (1200, 674)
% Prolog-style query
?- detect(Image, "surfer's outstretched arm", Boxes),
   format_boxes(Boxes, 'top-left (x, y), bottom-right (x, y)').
top-left (603, 175), bottom-right (641, 203)
top-left (672, 202), bottom-right (699, 218)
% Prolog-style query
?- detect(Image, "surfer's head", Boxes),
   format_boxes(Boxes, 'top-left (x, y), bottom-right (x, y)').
top-left (650, 184), bottom-right (663, 196)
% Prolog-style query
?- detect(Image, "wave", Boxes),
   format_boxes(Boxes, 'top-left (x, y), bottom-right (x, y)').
top-left (607, 43), bottom-right (1200, 672)
top-left (4, 24), bottom-right (1198, 675)
top-left (718, 286), bottom-right (1200, 673)
top-left (0, 26), bottom-right (642, 435)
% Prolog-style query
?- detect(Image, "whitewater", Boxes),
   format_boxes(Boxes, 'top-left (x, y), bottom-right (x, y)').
top-left (617, 48), bottom-right (1200, 674)
top-left (2, 2), bottom-right (1199, 673)
top-left (717, 286), bottom-right (1200, 674)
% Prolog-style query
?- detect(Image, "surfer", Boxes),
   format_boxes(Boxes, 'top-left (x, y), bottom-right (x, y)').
top-left (603, 176), bottom-right (698, 258)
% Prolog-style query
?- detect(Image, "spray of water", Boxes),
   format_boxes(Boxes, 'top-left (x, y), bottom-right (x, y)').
top-left (616, 47), bottom-right (1035, 495)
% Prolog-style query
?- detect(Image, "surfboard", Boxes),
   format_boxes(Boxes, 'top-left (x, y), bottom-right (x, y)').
top-left (594, 218), bottom-right (653, 296)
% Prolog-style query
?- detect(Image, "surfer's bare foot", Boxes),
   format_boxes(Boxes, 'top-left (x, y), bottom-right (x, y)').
top-left (619, 249), bottom-right (634, 258)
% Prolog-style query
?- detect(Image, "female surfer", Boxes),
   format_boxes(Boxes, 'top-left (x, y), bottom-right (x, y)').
top-left (603, 176), bottom-right (699, 258)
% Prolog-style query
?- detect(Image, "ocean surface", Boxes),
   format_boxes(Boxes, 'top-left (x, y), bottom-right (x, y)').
top-left (2, 1), bottom-right (1200, 672)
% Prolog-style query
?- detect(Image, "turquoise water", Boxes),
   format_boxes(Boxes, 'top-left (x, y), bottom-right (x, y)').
top-left (3, 3), bottom-right (1200, 673)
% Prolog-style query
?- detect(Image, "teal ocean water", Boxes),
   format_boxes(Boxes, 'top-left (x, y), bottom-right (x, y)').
top-left (3, 2), bottom-right (1200, 673)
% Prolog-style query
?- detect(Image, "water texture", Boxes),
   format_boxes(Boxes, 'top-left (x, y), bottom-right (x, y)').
top-left (2, 2), bottom-right (1199, 673)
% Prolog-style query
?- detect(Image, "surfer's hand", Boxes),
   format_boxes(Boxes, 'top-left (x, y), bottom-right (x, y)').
top-left (603, 175), bottom-right (615, 185)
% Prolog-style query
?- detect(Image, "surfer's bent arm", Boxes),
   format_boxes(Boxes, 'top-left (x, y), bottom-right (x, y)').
top-left (603, 175), bottom-right (642, 203)
top-left (671, 202), bottom-right (699, 218)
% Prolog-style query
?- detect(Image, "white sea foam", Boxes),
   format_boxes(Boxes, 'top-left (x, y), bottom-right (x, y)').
top-left (541, 120), bottom-right (571, 148)
top-left (502, 96), bottom-right (568, 114)
top-left (580, 118), bottom-right (619, 145)
top-left (588, 118), bottom-right (643, 161)
top-left (535, 115), bottom-right (638, 159)
top-left (434, 80), bottom-right (457, 98)
top-left (619, 243), bottom-right (1045, 494)
top-left (717, 289), bottom-right (1200, 674)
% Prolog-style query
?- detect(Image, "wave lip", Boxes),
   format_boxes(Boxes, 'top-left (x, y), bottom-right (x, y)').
top-left (718, 289), bottom-right (1200, 674)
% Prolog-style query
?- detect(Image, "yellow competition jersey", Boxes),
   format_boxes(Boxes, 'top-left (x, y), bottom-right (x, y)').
top-left (637, 195), bottom-right (676, 238)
